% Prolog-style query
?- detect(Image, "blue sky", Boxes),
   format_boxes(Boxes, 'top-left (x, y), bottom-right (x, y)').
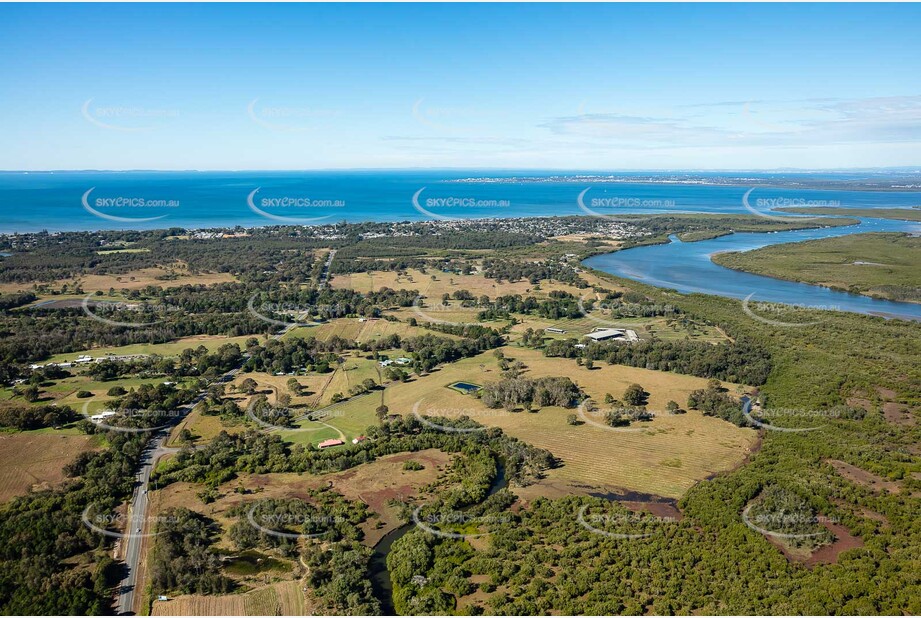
top-left (1, 3), bottom-right (919, 170)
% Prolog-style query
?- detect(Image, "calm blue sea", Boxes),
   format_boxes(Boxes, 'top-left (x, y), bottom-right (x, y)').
top-left (1, 170), bottom-right (920, 233)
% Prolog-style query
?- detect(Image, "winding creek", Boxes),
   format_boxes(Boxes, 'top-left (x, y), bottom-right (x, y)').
top-left (584, 217), bottom-right (921, 322)
top-left (368, 459), bottom-right (508, 615)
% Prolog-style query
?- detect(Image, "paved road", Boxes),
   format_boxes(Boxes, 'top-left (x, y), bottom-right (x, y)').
top-left (318, 249), bottom-right (336, 288)
top-left (113, 346), bottom-right (282, 614)
top-left (113, 374), bottom-right (228, 615)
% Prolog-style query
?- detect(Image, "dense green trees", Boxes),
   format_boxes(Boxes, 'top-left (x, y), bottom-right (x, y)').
top-left (0, 403), bottom-right (77, 429)
top-left (0, 428), bottom-right (148, 614)
top-left (546, 336), bottom-right (772, 385)
top-left (481, 376), bottom-right (581, 411)
top-left (148, 508), bottom-right (235, 595)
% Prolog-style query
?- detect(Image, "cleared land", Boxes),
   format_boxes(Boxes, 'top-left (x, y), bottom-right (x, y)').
top-left (507, 313), bottom-right (728, 344)
top-left (283, 317), bottom-right (432, 344)
top-left (151, 581), bottom-right (306, 616)
top-left (311, 346), bottom-right (757, 499)
top-left (329, 267), bottom-right (615, 299)
top-left (149, 449), bottom-right (451, 547)
top-left (712, 233), bottom-right (921, 303)
top-left (0, 263), bottom-right (237, 294)
top-left (0, 431), bottom-right (101, 502)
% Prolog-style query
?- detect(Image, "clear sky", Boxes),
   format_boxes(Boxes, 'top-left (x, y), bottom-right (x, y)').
top-left (1, 3), bottom-right (919, 171)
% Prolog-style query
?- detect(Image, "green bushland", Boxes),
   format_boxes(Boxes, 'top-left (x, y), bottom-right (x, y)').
top-left (712, 232), bottom-right (921, 303)
top-left (777, 206), bottom-right (921, 222)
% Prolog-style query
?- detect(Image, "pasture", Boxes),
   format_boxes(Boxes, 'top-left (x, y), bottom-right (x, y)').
top-left (329, 267), bottom-right (615, 300)
top-left (151, 581), bottom-right (306, 616)
top-left (0, 431), bottom-right (101, 503)
top-left (319, 346), bottom-right (757, 499)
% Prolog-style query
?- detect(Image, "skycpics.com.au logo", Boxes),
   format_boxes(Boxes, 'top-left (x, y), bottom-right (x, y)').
top-left (80, 402), bottom-right (185, 434)
top-left (246, 294), bottom-right (344, 329)
top-left (411, 400), bottom-right (510, 434)
top-left (741, 293), bottom-right (840, 327)
top-left (412, 294), bottom-right (484, 327)
top-left (82, 188), bottom-right (179, 223)
top-left (246, 188), bottom-right (344, 224)
top-left (412, 98), bottom-right (496, 132)
top-left (740, 398), bottom-right (839, 433)
top-left (741, 504), bottom-right (836, 540)
top-left (411, 507), bottom-right (511, 540)
top-left (246, 505), bottom-right (345, 540)
top-left (81, 505), bottom-right (188, 540)
top-left (575, 400), bottom-right (658, 434)
top-left (741, 187), bottom-right (832, 222)
top-left (576, 504), bottom-right (678, 540)
top-left (577, 187), bottom-right (668, 223)
top-left (247, 98), bottom-right (340, 132)
top-left (82, 293), bottom-right (180, 328)
top-left (81, 99), bottom-right (179, 131)
top-left (245, 398), bottom-right (346, 436)
top-left (412, 188), bottom-right (510, 221)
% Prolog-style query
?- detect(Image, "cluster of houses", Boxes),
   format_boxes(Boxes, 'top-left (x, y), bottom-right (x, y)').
top-left (29, 354), bottom-right (93, 370)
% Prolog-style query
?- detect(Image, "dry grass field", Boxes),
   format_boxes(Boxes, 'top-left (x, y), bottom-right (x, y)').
top-left (148, 449), bottom-right (451, 548)
top-left (0, 431), bottom-right (101, 502)
top-left (151, 581), bottom-right (306, 616)
top-left (167, 407), bottom-right (247, 446)
top-left (226, 352), bottom-right (383, 410)
top-left (329, 267), bottom-right (615, 299)
top-left (0, 264), bottom-right (237, 294)
top-left (325, 346), bottom-right (757, 499)
top-left (284, 317), bottom-right (432, 344)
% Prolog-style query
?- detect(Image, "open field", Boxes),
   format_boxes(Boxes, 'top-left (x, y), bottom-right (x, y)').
top-left (229, 351), bottom-right (383, 407)
top-left (0, 431), bottom-right (101, 502)
top-left (279, 396), bottom-right (381, 447)
top-left (33, 375), bottom-right (179, 407)
top-left (330, 267), bottom-right (615, 299)
top-left (0, 264), bottom-right (237, 294)
top-left (167, 406), bottom-right (246, 446)
top-left (151, 581), bottom-right (306, 616)
top-left (712, 233), bottom-right (921, 303)
top-left (316, 346), bottom-right (757, 499)
top-left (507, 313), bottom-right (728, 344)
top-left (96, 247), bottom-right (151, 255)
top-left (1, 374), bottom-right (190, 411)
top-left (148, 449), bottom-right (451, 547)
top-left (284, 317), bottom-right (432, 344)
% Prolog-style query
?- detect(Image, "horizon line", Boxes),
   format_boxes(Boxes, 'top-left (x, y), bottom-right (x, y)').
top-left (3, 166), bottom-right (920, 174)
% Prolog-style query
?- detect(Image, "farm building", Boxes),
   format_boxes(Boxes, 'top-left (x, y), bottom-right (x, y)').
top-left (583, 328), bottom-right (639, 342)
top-left (318, 439), bottom-right (345, 449)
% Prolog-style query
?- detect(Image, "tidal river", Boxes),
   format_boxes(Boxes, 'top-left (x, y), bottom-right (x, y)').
top-left (584, 217), bottom-right (921, 322)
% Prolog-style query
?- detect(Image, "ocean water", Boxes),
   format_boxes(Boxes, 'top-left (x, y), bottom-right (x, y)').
top-left (3, 170), bottom-right (920, 320)
top-left (1, 170), bottom-right (920, 234)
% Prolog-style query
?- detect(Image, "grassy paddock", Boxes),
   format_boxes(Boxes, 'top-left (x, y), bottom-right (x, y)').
top-left (0, 431), bottom-right (102, 503)
top-left (314, 346), bottom-right (756, 499)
